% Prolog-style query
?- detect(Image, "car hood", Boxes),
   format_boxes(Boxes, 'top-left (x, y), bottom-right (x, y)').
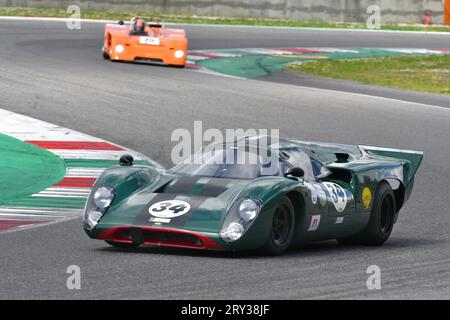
top-left (98, 174), bottom-right (252, 234)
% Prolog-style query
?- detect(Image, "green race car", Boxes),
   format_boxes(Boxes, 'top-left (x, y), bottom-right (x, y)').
top-left (83, 136), bottom-right (423, 255)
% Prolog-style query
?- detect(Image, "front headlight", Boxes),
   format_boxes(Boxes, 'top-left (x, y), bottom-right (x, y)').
top-left (174, 49), bottom-right (184, 59)
top-left (85, 210), bottom-right (103, 230)
top-left (94, 186), bottom-right (115, 210)
top-left (220, 222), bottom-right (244, 242)
top-left (115, 44), bottom-right (124, 53)
top-left (239, 199), bottom-right (260, 221)
top-left (83, 186), bottom-right (115, 231)
top-left (220, 198), bottom-right (262, 242)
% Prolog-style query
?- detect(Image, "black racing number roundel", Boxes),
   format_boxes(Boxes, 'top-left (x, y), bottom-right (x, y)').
top-left (148, 200), bottom-right (191, 218)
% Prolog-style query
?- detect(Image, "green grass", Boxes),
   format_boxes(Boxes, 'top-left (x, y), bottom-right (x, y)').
top-left (285, 55), bottom-right (450, 95)
top-left (1, 6), bottom-right (450, 32)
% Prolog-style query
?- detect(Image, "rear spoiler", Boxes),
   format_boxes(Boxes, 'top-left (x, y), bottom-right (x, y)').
top-left (359, 145), bottom-right (423, 185)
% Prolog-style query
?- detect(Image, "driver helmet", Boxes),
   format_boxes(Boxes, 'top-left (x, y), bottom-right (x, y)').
top-left (132, 18), bottom-right (146, 33)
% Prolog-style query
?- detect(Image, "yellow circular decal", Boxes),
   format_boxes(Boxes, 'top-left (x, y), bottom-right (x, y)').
top-left (362, 187), bottom-right (372, 209)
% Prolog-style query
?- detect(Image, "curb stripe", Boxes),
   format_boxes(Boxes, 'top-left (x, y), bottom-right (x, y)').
top-left (66, 168), bottom-right (104, 177)
top-left (53, 177), bottom-right (96, 188)
top-left (237, 48), bottom-right (288, 55)
top-left (384, 48), bottom-right (446, 54)
top-left (306, 48), bottom-right (360, 53)
top-left (3, 197), bottom-right (88, 209)
top-left (276, 48), bottom-right (325, 54)
top-left (49, 149), bottom-right (141, 160)
top-left (189, 52), bottom-right (221, 59)
top-left (0, 213), bottom-right (75, 220)
top-left (188, 52), bottom-right (230, 59)
top-left (26, 141), bottom-right (124, 151)
top-left (32, 194), bottom-right (88, 198)
top-left (0, 207), bottom-right (82, 215)
top-left (0, 220), bottom-right (45, 232)
top-left (186, 62), bottom-right (200, 68)
top-left (43, 187), bottom-right (93, 192)
top-left (32, 188), bottom-right (91, 198)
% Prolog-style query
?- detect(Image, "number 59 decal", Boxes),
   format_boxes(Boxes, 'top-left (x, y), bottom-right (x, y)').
top-left (322, 182), bottom-right (348, 213)
top-left (148, 200), bottom-right (191, 218)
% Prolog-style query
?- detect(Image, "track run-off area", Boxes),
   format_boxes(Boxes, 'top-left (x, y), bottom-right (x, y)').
top-left (0, 18), bottom-right (449, 299)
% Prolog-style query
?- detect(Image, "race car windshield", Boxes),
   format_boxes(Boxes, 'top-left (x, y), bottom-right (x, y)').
top-left (169, 146), bottom-right (285, 179)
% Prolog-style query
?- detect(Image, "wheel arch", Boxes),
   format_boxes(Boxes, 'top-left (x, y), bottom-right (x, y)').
top-left (284, 190), bottom-right (306, 231)
top-left (382, 178), bottom-right (405, 212)
top-left (105, 32), bottom-right (112, 46)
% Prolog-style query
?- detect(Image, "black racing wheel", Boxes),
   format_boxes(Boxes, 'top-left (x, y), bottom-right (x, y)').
top-left (338, 181), bottom-right (396, 246)
top-left (262, 196), bottom-right (295, 255)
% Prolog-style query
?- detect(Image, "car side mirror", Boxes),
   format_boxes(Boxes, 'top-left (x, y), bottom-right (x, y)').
top-left (284, 167), bottom-right (305, 179)
top-left (119, 154), bottom-right (134, 166)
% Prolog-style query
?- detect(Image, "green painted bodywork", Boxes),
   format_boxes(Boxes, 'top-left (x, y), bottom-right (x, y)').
top-left (85, 138), bottom-right (423, 251)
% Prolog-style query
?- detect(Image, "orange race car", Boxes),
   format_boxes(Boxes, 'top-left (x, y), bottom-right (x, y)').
top-left (102, 17), bottom-right (188, 67)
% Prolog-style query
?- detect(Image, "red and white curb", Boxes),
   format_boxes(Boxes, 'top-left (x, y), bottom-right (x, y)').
top-left (0, 108), bottom-right (157, 233)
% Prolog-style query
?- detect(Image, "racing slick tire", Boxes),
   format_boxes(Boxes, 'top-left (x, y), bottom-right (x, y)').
top-left (102, 51), bottom-right (110, 60)
top-left (105, 240), bottom-right (140, 249)
top-left (337, 181), bottom-right (396, 246)
top-left (262, 196), bottom-right (295, 255)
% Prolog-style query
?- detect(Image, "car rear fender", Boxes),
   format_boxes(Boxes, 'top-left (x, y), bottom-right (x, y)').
top-left (359, 145), bottom-right (423, 187)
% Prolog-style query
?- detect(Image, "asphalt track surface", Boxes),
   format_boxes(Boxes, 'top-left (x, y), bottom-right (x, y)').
top-left (0, 20), bottom-right (449, 299)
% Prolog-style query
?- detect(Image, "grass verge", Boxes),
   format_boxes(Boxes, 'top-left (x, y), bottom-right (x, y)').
top-left (285, 55), bottom-right (450, 95)
top-left (1, 6), bottom-right (450, 32)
